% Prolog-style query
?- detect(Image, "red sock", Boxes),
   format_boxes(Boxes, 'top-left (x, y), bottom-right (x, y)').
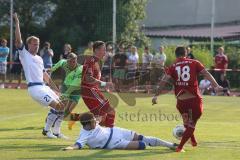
top-left (178, 127), bottom-right (195, 149)
top-left (104, 113), bottom-right (115, 127)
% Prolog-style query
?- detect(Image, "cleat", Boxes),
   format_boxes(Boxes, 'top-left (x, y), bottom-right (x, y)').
top-left (176, 147), bottom-right (185, 152)
top-left (68, 121), bottom-right (76, 130)
top-left (42, 129), bottom-right (57, 139)
top-left (54, 133), bottom-right (69, 140)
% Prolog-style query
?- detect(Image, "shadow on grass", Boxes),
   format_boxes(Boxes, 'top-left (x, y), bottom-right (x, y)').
top-left (19, 148), bottom-right (174, 160)
top-left (200, 141), bottom-right (240, 149)
top-left (0, 126), bottom-right (42, 132)
top-left (0, 143), bottom-right (67, 152)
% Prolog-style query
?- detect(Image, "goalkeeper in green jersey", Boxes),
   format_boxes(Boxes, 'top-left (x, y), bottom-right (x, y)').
top-left (48, 52), bottom-right (82, 132)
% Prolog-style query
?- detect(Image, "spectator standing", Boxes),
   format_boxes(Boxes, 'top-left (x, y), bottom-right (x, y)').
top-left (60, 43), bottom-right (72, 59)
top-left (186, 47), bottom-right (195, 59)
top-left (218, 74), bottom-right (230, 96)
top-left (83, 41), bottom-right (93, 56)
top-left (0, 39), bottom-right (10, 89)
top-left (151, 46), bottom-right (166, 85)
top-left (112, 45), bottom-right (128, 92)
top-left (141, 46), bottom-right (153, 93)
top-left (214, 46), bottom-right (228, 83)
top-left (40, 42), bottom-right (54, 69)
top-left (127, 46), bottom-right (139, 92)
top-left (8, 49), bottom-right (22, 89)
top-left (102, 45), bottom-right (114, 85)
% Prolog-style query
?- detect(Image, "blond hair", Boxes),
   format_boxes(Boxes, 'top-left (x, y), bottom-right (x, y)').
top-left (26, 36), bottom-right (39, 44)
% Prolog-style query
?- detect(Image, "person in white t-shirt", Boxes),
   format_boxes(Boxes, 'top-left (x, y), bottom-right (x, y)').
top-left (63, 112), bottom-right (178, 150)
top-left (199, 78), bottom-right (212, 95)
top-left (13, 13), bottom-right (67, 139)
top-left (127, 46), bottom-right (139, 91)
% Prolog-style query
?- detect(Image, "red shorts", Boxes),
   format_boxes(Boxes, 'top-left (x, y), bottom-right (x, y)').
top-left (176, 97), bottom-right (203, 128)
top-left (82, 87), bottom-right (110, 116)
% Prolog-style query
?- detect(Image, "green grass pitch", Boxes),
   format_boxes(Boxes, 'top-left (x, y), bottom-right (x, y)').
top-left (0, 89), bottom-right (240, 160)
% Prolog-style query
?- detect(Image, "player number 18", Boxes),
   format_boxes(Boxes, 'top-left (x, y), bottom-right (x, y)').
top-left (175, 65), bottom-right (190, 81)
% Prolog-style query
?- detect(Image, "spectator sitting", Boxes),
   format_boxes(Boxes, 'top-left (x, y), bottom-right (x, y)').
top-left (219, 74), bottom-right (230, 96)
top-left (199, 77), bottom-right (213, 95)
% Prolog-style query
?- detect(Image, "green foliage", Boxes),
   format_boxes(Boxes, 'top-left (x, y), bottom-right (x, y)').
top-left (0, 0), bottom-right (55, 40)
top-left (118, 0), bottom-right (150, 47)
top-left (225, 45), bottom-right (240, 69)
top-left (156, 45), bottom-right (214, 68)
top-left (191, 46), bottom-right (213, 68)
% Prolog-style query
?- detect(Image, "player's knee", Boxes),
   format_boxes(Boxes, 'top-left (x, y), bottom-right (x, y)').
top-left (138, 141), bottom-right (146, 150)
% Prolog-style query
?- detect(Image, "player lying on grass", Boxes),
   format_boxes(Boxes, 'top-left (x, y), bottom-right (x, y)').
top-left (13, 13), bottom-right (67, 139)
top-left (152, 46), bottom-right (222, 152)
top-left (63, 112), bottom-right (178, 150)
top-left (47, 52), bottom-right (82, 131)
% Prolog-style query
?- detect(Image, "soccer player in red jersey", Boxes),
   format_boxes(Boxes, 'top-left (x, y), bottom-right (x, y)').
top-left (152, 46), bottom-right (222, 152)
top-left (81, 41), bottom-right (115, 127)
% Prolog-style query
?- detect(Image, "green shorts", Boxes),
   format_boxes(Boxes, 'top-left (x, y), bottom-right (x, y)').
top-left (113, 69), bottom-right (125, 80)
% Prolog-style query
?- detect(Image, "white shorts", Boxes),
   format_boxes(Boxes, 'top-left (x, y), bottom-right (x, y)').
top-left (106, 127), bottom-right (135, 149)
top-left (28, 85), bottom-right (59, 106)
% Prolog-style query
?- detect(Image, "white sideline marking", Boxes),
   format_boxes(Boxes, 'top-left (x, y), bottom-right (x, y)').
top-left (0, 113), bottom-right (38, 121)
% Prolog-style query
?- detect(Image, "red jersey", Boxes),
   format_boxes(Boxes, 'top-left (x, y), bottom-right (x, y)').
top-left (214, 54), bottom-right (228, 69)
top-left (81, 56), bottom-right (101, 89)
top-left (165, 57), bottom-right (205, 98)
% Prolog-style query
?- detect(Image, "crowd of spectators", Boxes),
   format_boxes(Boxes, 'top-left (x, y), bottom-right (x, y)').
top-left (0, 38), bottom-right (235, 96)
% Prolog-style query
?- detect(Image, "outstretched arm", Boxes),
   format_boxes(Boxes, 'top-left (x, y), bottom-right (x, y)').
top-left (152, 74), bottom-right (171, 105)
top-left (13, 13), bottom-right (23, 48)
top-left (200, 69), bottom-right (222, 91)
top-left (62, 144), bottom-right (80, 151)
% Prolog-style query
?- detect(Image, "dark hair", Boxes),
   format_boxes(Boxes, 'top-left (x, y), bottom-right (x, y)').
top-left (44, 41), bottom-right (50, 47)
top-left (80, 112), bottom-right (95, 126)
top-left (93, 41), bottom-right (105, 52)
top-left (175, 46), bottom-right (186, 57)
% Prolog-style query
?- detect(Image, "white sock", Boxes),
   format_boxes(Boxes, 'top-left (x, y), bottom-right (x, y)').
top-left (44, 111), bottom-right (58, 132)
top-left (52, 114), bottom-right (64, 135)
top-left (142, 136), bottom-right (174, 148)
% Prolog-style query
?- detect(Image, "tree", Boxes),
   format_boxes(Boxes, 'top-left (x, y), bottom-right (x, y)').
top-left (117, 0), bottom-right (150, 47)
top-left (45, 0), bottom-right (149, 54)
top-left (0, 0), bottom-right (56, 41)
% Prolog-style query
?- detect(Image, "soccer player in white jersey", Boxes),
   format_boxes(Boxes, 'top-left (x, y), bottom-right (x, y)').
top-left (13, 13), bottom-right (67, 139)
top-left (63, 112), bottom-right (178, 150)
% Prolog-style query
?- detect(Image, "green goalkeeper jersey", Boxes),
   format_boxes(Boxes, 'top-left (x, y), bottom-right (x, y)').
top-left (51, 59), bottom-right (82, 101)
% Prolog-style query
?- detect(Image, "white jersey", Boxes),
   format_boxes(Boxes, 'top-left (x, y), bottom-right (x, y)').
top-left (76, 124), bottom-right (135, 149)
top-left (18, 45), bottom-right (59, 107)
top-left (18, 45), bottom-right (44, 83)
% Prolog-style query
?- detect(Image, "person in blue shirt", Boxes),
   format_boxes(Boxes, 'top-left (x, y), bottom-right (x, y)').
top-left (0, 39), bottom-right (10, 88)
top-left (40, 42), bottom-right (54, 69)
